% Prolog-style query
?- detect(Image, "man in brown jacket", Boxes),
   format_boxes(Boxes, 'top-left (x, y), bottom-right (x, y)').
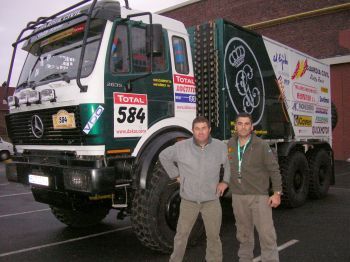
top-left (228, 112), bottom-right (282, 262)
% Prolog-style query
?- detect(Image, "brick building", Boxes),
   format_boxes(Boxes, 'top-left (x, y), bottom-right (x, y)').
top-left (159, 0), bottom-right (350, 160)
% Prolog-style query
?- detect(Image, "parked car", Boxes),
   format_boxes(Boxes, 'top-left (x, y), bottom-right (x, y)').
top-left (0, 137), bottom-right (13, 161)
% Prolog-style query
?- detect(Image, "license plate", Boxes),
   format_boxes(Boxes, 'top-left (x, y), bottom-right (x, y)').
top-left (29, 174), bottom-right (49, 186)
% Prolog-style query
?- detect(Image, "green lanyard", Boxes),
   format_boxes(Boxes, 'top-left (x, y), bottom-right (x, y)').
top-left (237, 136), bottom-right (251, 176)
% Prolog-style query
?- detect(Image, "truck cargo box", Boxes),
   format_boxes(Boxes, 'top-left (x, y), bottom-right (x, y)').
top-left (188, 19), bottom-right (332, 144)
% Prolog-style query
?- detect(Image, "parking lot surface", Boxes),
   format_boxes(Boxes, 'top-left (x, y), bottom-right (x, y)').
top-left (1, 161), bottom-right (350, 262)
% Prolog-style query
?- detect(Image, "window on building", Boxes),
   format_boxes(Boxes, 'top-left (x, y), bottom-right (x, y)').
top-left (172, 36), bottom-right (189, 74)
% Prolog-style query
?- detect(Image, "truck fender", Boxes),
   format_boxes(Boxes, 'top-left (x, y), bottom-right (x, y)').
top-left (135, 129), bottom-right (191, 189)
top-left (277, 142), bottom-right (298, 157)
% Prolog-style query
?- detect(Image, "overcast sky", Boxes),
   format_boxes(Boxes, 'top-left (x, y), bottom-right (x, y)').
top-left (0, 0), bottom-right (188, 86)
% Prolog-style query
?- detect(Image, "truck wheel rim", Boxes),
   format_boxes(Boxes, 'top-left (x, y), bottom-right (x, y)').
top-left (165, 189), bottom-right (181, 231)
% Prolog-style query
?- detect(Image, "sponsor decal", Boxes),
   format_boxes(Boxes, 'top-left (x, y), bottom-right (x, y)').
top-left (83, 105), bottom-right (104, 134)
top-left (291, 59), bottom-right (308, 80)
top-left (174, 74), bottom-right (195, 85)
top-left (315, 116), bottom-right (329, 124)
top-left (224, 37), bottom-right (265, 126)
top-left (321, 87), bottom-right (329, 94)
top-left (293, 114), bottom-right (312, 127)
top-left (175, 93), bottom-right (196, 103)
top-left (153, 78), bottom-right (172, 88)
top-left (52, 110), bottom-right (76, 129)
top-left (292, 102), bottom-right (314, 113)
top-left (291, 59), bottom-right (329, 80)
top-left (113, 92), bottom-right (148, 138)
top-left (319, 96), bottom-right (330, 104)
top-left (293, 83), bottom-right (317, 103)
top-left (273, 52), bottom-right (288, 71)
top-left (315, 107), bottom-right (328, 115)
top-left (312, 126), bottom-right (329, 135)
top-left (307, 65), bottom-right (329, 78)
top-left (173, 74), bottom-right (196, 112)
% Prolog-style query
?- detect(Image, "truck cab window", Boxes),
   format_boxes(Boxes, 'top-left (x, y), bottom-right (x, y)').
top-left (172, 36), bottom-right (189, 74)
top-left (110, 25), bottom-right (129, 73)
top-left (131, 26), bottom-right (149, 73)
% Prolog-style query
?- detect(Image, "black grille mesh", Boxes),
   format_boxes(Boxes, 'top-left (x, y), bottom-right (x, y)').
top-left (6, 106), bottom-right (85, 145)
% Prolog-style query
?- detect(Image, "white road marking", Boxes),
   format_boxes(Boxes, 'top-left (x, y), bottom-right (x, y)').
top-left (253, 239), bottom-right (299, 262)
top-left (0, 183), bottom-right (10, 186)
top-left (0, 192), bottom-right (31, 198)
top-left (0, 208), bottom-right (51, 218)
top-left (0, 226), bottom-right (132, 257)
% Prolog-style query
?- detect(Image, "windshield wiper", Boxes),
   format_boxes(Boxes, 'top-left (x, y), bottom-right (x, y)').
top-left (38, 72), bottom-right (71, 84)
top-left (16, 80), bottom-right (35, 90)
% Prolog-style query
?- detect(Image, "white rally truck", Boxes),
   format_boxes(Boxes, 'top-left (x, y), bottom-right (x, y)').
top-left (4, 0), bottom-right (335, 253)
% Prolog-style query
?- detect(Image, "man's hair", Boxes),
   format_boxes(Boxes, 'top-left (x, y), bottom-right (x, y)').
top-left (235, 112), bottom-right (253, 124)
top-left (192, 116), bottom-right (210, 129)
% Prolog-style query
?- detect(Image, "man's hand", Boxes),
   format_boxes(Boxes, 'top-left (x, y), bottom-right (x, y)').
top-left (168, 176), bottom-right (180, 186)
top-left (268, 193), bottom-right (281, 208)
top-left (216, 182), bottom-right (228, 197)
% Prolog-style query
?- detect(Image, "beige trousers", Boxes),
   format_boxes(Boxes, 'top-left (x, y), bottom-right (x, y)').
top-left (170, 198), bottom-right (223, 262)
top-left (232, 194), bottom-right (279, 262)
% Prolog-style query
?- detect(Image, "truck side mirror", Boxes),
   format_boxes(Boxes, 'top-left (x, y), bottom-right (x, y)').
top-left (146, 24), bottom-right (163, 56)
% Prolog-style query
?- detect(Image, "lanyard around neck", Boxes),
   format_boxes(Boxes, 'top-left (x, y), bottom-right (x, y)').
top-left (237, 137), bottom-right (251, 174)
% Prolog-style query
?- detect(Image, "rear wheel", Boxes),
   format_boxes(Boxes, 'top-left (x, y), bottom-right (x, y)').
top-left (308, 149), bottom-right (332, 199)
top-left (50, 205), bottom-right (110, 227)
top-left (279, 151), bottom-right (309, 207)
top-left (131, 162), bottom-right (204, 253)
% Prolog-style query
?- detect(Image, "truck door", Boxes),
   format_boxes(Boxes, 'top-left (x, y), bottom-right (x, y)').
top-left (104, 20), bottom-right (173, 152)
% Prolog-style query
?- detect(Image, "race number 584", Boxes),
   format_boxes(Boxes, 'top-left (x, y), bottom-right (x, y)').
top-left (114, 92), bottom-right (148, 138)
top-left (117, 106), bottom-right (146, 123)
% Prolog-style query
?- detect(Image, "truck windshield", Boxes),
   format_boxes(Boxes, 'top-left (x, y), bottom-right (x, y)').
top-left (17, 19), bottom-right (106, 90)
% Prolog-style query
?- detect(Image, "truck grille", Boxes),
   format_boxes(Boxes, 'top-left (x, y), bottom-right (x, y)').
top-left (6, 106), bottom-right (85, 145)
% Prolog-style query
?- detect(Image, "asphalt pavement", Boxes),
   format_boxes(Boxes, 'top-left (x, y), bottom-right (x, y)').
top-left (0, 160), bottom-right (350, 262)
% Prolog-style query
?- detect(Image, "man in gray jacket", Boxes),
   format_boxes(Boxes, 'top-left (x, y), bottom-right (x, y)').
top-left (159, 116), bottom-right (230, 262)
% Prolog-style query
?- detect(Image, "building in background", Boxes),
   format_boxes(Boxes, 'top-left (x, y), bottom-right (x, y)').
top-left (159, 0), bottom-right (350, 160)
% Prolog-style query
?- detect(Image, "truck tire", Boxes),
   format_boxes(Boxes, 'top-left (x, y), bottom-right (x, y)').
top-left (50, 205), bottom-right (110, 227)
top-left (308, 149), bottom-right (332, 199)
top-left (131, 162), bottom-right (204, 253)
top-left (279, 151), bottom-right (309, 207)
top-left (0, 150), bottom-right (10, 161)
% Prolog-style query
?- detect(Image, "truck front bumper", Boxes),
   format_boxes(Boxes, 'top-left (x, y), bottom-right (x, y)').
top-left (6, 161), bottom-right (115, 195)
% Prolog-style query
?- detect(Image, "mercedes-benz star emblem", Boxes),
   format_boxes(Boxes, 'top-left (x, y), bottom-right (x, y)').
top-left (31, 115), bottom-right (44, 138)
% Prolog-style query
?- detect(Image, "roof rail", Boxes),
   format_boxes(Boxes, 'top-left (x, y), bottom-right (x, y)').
top-left (5, 0), bottom-right (97, 97)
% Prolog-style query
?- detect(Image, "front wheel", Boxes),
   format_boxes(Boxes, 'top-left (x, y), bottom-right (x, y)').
top-left (50, 205), bottom-right (110, 227)
top-left (0, 150), bottom-right (10, 161)
top-left (131, 162), bottom-right (204, 253)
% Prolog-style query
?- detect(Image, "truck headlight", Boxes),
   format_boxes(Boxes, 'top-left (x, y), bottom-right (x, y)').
top-left (28, 90), bottom-right (40, 103)
top-left (18, 91), bottom-right (29, 105)
top-left (40, 89), bottom-right (56, 102)
top-left (63, 169), bottom-right (91, 192)
top-left (8, 96), bottom-right (19, 107)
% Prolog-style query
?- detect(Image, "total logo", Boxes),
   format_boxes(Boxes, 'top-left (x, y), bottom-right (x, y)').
top-left (319, 96), bottom-right (329, 104)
